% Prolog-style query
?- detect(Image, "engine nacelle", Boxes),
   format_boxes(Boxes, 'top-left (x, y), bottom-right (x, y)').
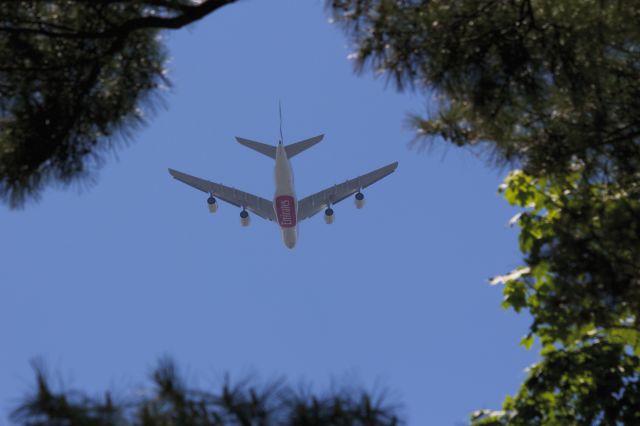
top-left (324, 207), bottom-right (334, 224)
top-left (207, 196), bottom-right (218, 213)
top-left (355, 192), bottom-right (365, 209)
top-left (240, 210), bottom-right (250, 227)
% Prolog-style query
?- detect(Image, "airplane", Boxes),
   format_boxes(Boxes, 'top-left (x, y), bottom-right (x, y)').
top-left (168, 115), bottom-right (398, 249)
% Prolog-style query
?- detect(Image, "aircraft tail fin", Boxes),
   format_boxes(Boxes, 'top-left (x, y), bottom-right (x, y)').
top-left (235, 137), bottom-right (277, 159)
top-left (285, 134), bottom-right (324, 159)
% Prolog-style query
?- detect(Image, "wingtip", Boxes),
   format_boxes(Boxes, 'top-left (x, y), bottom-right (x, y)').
top-left (235, 136), bottom-right (252, 145)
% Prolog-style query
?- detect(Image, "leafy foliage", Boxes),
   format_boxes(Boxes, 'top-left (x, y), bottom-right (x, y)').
top-left (499, 170), bottom-right (640, 347)
top-left (479, 169), bottom-right (640, 425)
top-left (329, 0), bottom-right (640, 423)
top-left (12, 358), bottom-right (401, 426)
top-left (472, 341), bottom-right (640, 425)
top-left (0, 0), bottom-right (233, 208)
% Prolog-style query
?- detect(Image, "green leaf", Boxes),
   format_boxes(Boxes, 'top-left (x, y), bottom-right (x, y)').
top-left (520, 334), bottom-right (535, 350)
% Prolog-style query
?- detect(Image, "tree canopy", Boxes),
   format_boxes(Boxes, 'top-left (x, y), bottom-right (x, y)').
top-left (12, 358), bottom-right (401, 426)
top-left (329, 0), bottom-right (640, 424)
top-left (0, 0), bottom-right (234, 208)
top-left (330, 0), bottom-right (640, 179)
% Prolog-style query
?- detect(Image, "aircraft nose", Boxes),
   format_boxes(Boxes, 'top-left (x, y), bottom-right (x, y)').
top-left (285, 240), bottom-right (296, 249)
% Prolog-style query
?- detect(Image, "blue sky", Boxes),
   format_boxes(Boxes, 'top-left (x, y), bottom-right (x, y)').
top-left (0, 1), bottom-right (538, 424)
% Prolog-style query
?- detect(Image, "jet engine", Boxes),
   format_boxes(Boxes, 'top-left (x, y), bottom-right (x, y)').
top-left (240, 209), bottom-right (250, 227)
top-left (207, 196), bottom-right (218, 213)
top-left (355, 192), bottom-right (365, 209)
top-left (324, 207), bottom-right (334, 224)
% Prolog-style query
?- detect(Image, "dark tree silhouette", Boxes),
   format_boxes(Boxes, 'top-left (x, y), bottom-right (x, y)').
top-left (0, 1), bottom-right (235, 208)
top-left (328, 1), bottom-right (640, 424)
top-left (12, 358), bottom-right (401, 426)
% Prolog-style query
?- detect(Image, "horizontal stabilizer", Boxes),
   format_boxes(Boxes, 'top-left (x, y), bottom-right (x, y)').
top-left (235, 137), bottom-right (277, 159)
top-left (285, 134), bottom-right (324, 158)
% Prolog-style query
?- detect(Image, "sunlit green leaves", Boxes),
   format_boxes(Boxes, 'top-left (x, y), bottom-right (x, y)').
top-left (520, 334), bottom-right (535, 351)
top-left (498, 168), bottom-right (640, 332)
top-left (483, 167), bottom-right (640, 423)
top-left (501, 279), bottom-right (528, 313)
top-left (480, 341), bottom-right (640, 425)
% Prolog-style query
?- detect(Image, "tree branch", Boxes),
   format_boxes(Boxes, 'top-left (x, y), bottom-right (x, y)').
top-left (0, 0), bottom-right (237, 39)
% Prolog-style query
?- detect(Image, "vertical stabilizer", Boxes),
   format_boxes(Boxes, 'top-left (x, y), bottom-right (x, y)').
top-left (279, 100), bottom-right (284, 144)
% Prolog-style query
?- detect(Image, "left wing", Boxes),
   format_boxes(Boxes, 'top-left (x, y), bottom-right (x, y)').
top-left (297, 161), bottom-right (398, 221)
top-left (168, 168), bottom-right (276, 221)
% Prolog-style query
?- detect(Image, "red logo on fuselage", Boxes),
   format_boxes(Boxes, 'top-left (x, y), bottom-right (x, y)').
top-left (275, 195), bottom-right (297, 228)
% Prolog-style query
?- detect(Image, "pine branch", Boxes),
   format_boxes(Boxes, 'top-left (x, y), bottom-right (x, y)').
top-left (0, 0), bottom-right (237, 39)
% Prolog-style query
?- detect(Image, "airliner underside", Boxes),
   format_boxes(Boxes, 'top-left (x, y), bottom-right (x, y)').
top-left (169, 134), bottom-right (398, 249)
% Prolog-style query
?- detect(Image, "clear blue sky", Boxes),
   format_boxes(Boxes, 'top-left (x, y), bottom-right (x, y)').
top-left (0, 1), bottom-right (538, 424)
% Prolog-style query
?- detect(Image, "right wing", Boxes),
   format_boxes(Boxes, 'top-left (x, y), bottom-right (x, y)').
top-left (168, 168), bottom-right (276, 221)
top-left (297, 161), bottom-right (398, 221)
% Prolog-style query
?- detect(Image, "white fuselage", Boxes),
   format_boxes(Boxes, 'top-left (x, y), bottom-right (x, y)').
top-left (273, 143), bottom-right (298, 248)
